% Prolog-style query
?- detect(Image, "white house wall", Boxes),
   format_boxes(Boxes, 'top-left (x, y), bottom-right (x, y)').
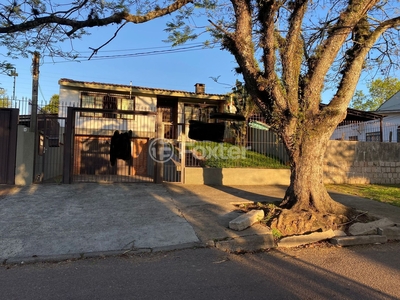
top-left (331, 118), bottom-right (400, 142)
top-left (59, 86), bottom-right (157, 137)
top-left (135, 95), bottom-right (157, 111)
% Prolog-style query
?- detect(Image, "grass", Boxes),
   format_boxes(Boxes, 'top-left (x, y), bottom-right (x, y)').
top-left (186, 141), bottom-right (289, 169)
top-left (326, 184), bottom-right (400, 207)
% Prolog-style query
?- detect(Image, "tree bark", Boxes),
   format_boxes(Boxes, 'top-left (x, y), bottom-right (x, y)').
top-left (271, 123), bottom-right (352, 235)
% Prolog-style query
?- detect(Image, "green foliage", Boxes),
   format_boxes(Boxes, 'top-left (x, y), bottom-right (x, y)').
top-left (187, 141), bottom-right (288, 169)
top-left (0, 62), bottom-right (15, 76)
top-left (41, 94), bottom-right (59, 114)
top-left (0, 98), bottom-right (11, 108)
top-left (271, 228), bottom-right (283, 239)
top-left (0, 89), bottom-right (10, 108)
top-left (350, 78), bottom-right (400, 111)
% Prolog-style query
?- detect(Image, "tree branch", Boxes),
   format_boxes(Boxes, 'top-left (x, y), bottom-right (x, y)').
top-left (0, 0), bottom-right (194, 35)
top-left (88, 21), bottom-right (128, 60)
top-left (305, 0), bottom-right (380, 103)
top-left (328, 15), bottom-right (400, 112)
top-left (281, 0), bottom-right (307, 114)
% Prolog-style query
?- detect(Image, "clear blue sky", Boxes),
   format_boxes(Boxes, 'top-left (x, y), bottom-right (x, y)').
top-left (0, 17), bottom-right (241, 103)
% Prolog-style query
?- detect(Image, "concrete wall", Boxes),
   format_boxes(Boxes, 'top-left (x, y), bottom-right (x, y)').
top-left (15, 126), bottom-right (35, 185)
top-left (324, 140), bottom-right (400, 184)
top-left (184, 168), bottom-right (290, 185)
top-left (184, 140), bottom-right (400, 185)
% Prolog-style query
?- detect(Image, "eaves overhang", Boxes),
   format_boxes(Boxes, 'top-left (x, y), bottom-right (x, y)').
top-left (58, 78), bottom-right (227, 102)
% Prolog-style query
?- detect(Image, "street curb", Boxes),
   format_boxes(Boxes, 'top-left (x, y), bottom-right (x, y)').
top-left (1, 242), bottom-right (206, 266)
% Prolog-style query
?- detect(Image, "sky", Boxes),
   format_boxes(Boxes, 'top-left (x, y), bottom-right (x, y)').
top-left (0, 17), bottom-right (242, 104)
top-left (0, 11), bottom-right (397, 107)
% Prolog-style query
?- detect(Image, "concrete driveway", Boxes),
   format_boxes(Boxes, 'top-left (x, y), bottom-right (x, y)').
top-left (0, 183), bottom-right (199, 261)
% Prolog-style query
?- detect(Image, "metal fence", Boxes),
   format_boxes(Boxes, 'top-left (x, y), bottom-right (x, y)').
top-left (331, 120), bottom-right (400, 142)
top-left (3, 98), bottom-right (294, 184)
top-left (64, 106), bottom-right (157, 184)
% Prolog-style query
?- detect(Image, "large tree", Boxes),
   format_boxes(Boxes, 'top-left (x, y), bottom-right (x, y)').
top-left (1, 0), bottom-right (400, 235)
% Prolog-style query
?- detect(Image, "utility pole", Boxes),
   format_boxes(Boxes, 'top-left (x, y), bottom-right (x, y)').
top-left (31, 52), bottom-right (40, 133)
top-left (10, 68), bottom-right (17, 101)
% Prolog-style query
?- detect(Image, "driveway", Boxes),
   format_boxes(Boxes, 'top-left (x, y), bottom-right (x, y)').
top-left (0, 183), bottom-right (199, 261)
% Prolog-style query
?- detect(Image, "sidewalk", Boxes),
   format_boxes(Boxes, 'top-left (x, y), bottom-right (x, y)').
top-left (1, 183), bottom-right (399, 263)
top-left (0, 183), bottom-right (200, 263)
top-left (165, 184), bottom-right (400, 243)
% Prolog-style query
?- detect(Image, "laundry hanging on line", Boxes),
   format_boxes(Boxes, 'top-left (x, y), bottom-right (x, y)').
top-left (110, 130), bottom-right (132, 166)
top-left (188, 120), bottom-right (225, 143)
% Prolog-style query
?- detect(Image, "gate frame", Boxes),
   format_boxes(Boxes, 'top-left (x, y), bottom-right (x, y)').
top-left (63, 106), bottom-right (159, 184)
top-left (0, 108), bottom-right (19, 184)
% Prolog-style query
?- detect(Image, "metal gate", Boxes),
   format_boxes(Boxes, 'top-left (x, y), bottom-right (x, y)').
top-left (31, 114), bottom-right (65, 183)
top-left (0, 109), bottom-right (18, 184)
top-left (63, 107), bottom-right (158, 183)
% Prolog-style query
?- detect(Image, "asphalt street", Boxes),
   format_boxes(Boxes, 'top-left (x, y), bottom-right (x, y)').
top-left (1, 244), bottom-right (400, 300)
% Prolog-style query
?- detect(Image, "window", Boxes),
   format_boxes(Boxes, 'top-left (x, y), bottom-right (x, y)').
top-left (397, 126), bottom-right (400, 143)
top-left (184, 104), bottom-right (217, 123)
top-left (81, 92), bottom-right (135, 119)
top-left (349, 136), bottom-right (358, 141)
top-left (366, 131), bottom-right (380, 142)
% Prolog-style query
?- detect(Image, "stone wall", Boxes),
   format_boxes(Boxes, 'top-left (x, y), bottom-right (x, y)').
top-left (324, 140), bottom-right (400, 184)
top-left (185, 140), bottom-right (400, 185)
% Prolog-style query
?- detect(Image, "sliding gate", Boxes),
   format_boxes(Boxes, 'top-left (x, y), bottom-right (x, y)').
top-left (63, 107), bottom-right (158, 183)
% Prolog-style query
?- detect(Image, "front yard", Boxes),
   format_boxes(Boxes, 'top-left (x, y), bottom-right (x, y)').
top-left (326, 184), bottom-right (400, 207)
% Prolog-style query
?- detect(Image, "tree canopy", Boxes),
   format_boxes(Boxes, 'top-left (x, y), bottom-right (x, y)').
top-left (40, 94), bottom-right (59, 114)
top-left (350, 78), bottom-right (400, 111)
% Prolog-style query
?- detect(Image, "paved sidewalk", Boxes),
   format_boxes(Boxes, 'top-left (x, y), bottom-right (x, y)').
top-left (1, 183), bottom-right (399, 263)
top-left (0, 183), bottom-right (200, 262)
top-left (165, 184), bottom-right (400, 244)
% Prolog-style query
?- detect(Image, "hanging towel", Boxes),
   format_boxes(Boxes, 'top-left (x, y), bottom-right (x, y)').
top-left (110, 130), bottom-right (132, 166)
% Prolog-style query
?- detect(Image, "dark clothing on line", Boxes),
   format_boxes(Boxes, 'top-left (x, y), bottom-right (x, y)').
top-left (110, 130), bottom-right (132, 166)
top-left (188, 120), bottom-right (225, 143)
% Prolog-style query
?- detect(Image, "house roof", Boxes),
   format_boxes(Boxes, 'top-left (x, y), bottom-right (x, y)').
top-left (344, 107), bottom-right (383, 122)
top-left (58, 78), bottom-right (227, 101)
top-left (377, 90), bottom-right (400, 112)
top-left (319, 104), bottom-right (383, 122)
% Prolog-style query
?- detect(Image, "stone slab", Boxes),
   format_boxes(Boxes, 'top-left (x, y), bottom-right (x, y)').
top-left (333, 230), bottom-right (347, 237)
top-left (330, 235), bottom-right (387, 246)
top-left (377, 225), bottom-right (400, 240)
top-left (278, 230), bottom-right (336, 248)
top-left (229, 209), bottom-right (265, 231)
top-left (348, 218), bottom-right (395, 236)
top-left (215, 234), bottom-right (276, 253)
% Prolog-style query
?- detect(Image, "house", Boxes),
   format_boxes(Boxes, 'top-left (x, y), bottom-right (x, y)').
top-left (58, 78), bottom-right (227, 138)
top-left (375, 90), bottom-right (400, 141)
top-left (331, 90), bottom-right (400, 142)
top-left (58, 78), bottom-right (228, 183)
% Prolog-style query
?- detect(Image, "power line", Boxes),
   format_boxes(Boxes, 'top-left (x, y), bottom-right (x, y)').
top-left (44, 43), bottom-right (217, 64)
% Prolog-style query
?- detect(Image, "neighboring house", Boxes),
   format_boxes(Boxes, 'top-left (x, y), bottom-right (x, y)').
top-left (330, 94), bottom-right (400, 142)
top-left (375, 90), bottom-right (400, 141)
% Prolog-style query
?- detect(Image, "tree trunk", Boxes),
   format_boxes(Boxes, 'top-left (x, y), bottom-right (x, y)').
top-left (271, 126), bottom-right (353, 236)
